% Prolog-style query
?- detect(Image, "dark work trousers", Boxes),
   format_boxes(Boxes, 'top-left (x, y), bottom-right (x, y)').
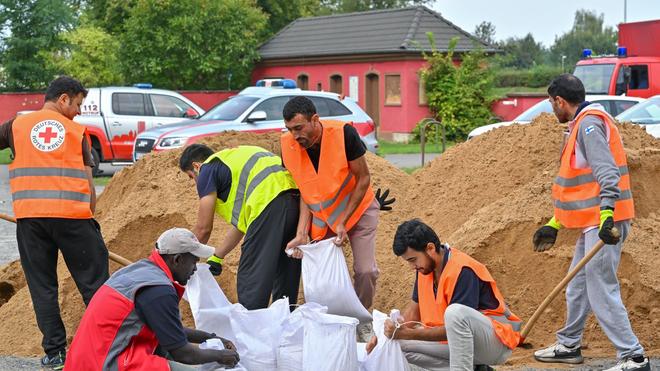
top-left (237, 190), bottom-right (301, 310)
top-left (16, 218), bottom-right (109, 357)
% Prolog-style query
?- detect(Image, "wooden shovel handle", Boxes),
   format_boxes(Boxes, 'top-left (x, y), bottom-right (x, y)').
top-left (520, 227), bottom-right (620, 339)
top-left (0, 212), bottom-right (132, 267)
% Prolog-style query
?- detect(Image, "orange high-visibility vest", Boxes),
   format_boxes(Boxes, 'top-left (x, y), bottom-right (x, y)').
top-left (281, 120), bottom-right (374, 239)
top-left (9, 109), bottom-right (93, 219)
top-left (552, 109), bottom-right (634, 228)
top-left (418, 248), bottom-right (522, 349)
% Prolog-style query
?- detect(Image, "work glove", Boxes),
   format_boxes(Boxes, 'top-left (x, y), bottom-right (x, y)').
top-left (598, 207), bottom-right (620, 245)
top-left (375, 188), bottom-right (395, 211)
top-left (207, 255), bottom-right (224, 276)
top-left (533, 217), bottom-right (561, 252)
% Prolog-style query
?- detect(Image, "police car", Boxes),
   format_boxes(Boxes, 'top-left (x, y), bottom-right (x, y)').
top-left (132, 79), bottom-right (379, 161)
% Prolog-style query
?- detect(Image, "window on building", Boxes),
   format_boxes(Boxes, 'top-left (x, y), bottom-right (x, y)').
top-left (330, 74), bottom-right (343, 94)
top-left (317, 82), bottom-right (323, 91)
top-left (418, 72), bottom-right (427, 105)
top-left (297, 74), bottom-right (309, 90)
top-left (385, 74), bottom-right (401, 105)
top-left (629, 65), bottom-right (649, 90)
top-left (112, 93), bottom-right (147, 116)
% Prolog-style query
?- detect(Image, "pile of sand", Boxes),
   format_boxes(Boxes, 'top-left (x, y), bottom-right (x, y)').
top-left (0, 121), bottom-right (658, 366)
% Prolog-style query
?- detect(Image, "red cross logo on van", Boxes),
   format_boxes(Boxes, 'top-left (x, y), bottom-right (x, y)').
top-left (31, 120), bottom-right (66, 152)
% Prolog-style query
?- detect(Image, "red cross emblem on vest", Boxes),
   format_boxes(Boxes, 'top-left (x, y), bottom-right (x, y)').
top-left (31, 120), bottom-right (66, 152)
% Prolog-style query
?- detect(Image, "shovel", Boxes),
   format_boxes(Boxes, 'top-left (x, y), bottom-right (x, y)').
top-left (0, 212), bottom-right (132, 267)
top-left (520, 227), bottom-right (620, 341)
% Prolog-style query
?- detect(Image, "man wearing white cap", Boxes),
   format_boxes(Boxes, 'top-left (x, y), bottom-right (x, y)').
top-left (65, 228), bottom-right (240, 371)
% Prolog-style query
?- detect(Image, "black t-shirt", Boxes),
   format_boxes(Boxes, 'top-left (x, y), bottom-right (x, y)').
top-left (134, 285), bottom-right (188, 352)
top-left (297, 124), bottom-right (366, 172)
top-left (411, 248), bottom-right (499, 311)
top-left (196, 158), bottom-right (232, 202)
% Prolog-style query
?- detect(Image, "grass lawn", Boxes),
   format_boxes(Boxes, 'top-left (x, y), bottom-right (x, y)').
top-left (93, 176), bottom-right (113, 187)
top-left (0, 149), bottom-right (12, 164)
top-left (377, 140), bottom-right (454, 155)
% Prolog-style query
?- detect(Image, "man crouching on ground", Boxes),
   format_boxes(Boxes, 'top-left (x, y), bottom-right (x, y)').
top-left (367, 219), bottom-right (521, 371)
top-left (64, 228), bottom-right (239, 371)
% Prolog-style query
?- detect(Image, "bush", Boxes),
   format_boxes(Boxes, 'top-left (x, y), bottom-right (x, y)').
top-left (417, 35), bottom-right (497, 141)
top-left (494, 65), bottom-right (563, 88)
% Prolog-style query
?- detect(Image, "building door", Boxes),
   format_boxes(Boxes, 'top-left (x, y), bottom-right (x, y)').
top-left (365, 73), bottom-right (380, 129)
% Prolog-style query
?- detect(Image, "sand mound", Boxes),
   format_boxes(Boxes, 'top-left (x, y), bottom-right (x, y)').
top-left (0, 121), bottom-right (658, 364)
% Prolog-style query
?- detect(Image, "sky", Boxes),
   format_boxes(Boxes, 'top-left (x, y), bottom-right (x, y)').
top-left (431, 0), bottom-right (660, 47)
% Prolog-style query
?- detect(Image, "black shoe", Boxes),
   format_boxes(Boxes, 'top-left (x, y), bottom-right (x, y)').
top-left (474, 365), bottom-right (495, 371)
top-left (41, 350), bottom-right (65, 370)
top-left (533, 342), bottom-right (584, 364)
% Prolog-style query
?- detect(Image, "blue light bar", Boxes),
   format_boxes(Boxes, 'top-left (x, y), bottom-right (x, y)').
top-left (133, 83), bottom-right (153, 89)
top-left (582, 49), bottom-right (592, 58)
top-left (617, 46), bottom-right (627, 57)
top-left (255, 80), bottom-right (266, 87)
top-left (272, 79), bottom-right (297, 89)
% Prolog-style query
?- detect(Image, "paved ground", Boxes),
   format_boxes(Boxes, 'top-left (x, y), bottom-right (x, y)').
top-left (383, 153), bottom-right (440, 168)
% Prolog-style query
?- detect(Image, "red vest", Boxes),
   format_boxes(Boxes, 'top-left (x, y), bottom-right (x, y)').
top-left (552, 109), bottom-right (634, 228)
top-left (9, 109), bottom-right (92, 219)
top-left (65, 250), bottom-right (184, 371)
top-left (417, 248), bottom-right (522, 349)
top-left (281, 120), bottom-right (374, 239)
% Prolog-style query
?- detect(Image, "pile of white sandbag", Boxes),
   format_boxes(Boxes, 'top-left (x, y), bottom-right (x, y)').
top-left (185, 239), bottom-right (410, 371)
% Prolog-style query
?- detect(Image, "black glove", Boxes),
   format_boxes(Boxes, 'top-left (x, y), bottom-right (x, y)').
top-left (598, 208), bottom-right (620, 245)
top-left (375, 188), bottom-right (395, 211)
top-left (207, 255), bottom-right (223, 276)
top-left (533, 225), bottom-right (558, 252)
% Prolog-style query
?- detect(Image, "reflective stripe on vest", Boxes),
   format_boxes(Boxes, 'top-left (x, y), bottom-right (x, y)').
top-left (281, 120), bottom-right (375, 240)
top-left (204, 146), bottom-right (297, 233)
top-left (417, 248), bottom-right (522, 349)
top-left (552, 108), bottom-right (635, 228)
top-left (9, 167), bottom-right (88, 179)
top-left (12, 190), bottom-right (91, 202)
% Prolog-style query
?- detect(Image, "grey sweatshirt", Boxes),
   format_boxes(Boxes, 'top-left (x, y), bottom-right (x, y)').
top-left (569, 103), bottom-right (621, 210)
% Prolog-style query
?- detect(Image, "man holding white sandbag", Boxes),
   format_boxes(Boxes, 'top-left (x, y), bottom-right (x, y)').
top-left (367, 219), bottom-right (522, 371)
top-left (281, 96), bottom-right (391, 339)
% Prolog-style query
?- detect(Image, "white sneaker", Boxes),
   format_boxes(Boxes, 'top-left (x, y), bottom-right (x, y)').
top-left (603, 356), bottom-right (650, 371)
top-left (533, 342), bottom-right (583, 364)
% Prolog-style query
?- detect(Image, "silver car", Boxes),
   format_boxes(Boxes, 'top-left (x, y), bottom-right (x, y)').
top-left (133, 86), bottom-right (378, 161)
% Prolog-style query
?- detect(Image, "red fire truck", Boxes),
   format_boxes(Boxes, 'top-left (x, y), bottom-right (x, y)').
top-left (574, 19), bottom-right (660, 98)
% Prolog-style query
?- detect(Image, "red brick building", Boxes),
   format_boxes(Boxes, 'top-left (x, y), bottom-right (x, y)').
top-left (252, 6), bottom-right (495, 140)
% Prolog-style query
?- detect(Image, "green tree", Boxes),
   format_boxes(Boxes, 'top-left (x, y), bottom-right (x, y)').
top-left (46, 25), bottom-right (124, 86)
top-left (319, 0), bottom-right (432, 14)
top-left (551, 9), bottom-right (617, 66)
top-left (258, 0), bottom-right (318, 36)
top-left (119, 0), bottom-right (267, 90)
top-left (0, 0), bottom-right (76, 90)
top-left (474, 21), bottom-right (496, 46)
top-left (496, 33), bottom-right (545, 69)
top-left (418, 35), bottom-right (496, 141)
top-left (81, 0), bottom-right (137, 34)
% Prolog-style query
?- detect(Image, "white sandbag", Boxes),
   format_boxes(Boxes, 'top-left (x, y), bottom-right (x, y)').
top-left (198, 339), bottom-right (248, 371)
top-left (288, 238), bottom-right (372, 323)
top-left (302, 310), bottom-right (359, 371)
top-left (230, 298), bottom-right (290, 371)
top-left (276, 303), bottom-right (327, 371)
top-left (184, 264), bottom-right (290, 371)
top-left (184, 263), bottom-right (236, 342)
top-left (360, 310), bottom-right (410, 371)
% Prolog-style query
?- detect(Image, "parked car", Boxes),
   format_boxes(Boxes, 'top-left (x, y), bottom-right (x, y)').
top-left (76, 85), bottom-right (204, 171)
top-left (132, 83), bottom-right (378, 161)
top-left (616, 95), bottom-right (660, 138)
top-left (468, 95), bottom-right (645, 139)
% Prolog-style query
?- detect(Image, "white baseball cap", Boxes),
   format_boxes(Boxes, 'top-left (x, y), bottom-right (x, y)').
top-left (156, 228), bottom-right (215, 258)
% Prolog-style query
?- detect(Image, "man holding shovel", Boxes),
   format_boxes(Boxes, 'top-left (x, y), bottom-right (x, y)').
top-left (0, 76), bottom-right (109, 370)
top-left (532, 74), bottom-right (649, 371)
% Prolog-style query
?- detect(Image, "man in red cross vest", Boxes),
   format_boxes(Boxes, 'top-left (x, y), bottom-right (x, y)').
top-left (0, 76), bottom-right (109, 370)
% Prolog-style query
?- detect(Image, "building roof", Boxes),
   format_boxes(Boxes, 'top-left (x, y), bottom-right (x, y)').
top-left (258, 6), bottom-right (496, 60)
